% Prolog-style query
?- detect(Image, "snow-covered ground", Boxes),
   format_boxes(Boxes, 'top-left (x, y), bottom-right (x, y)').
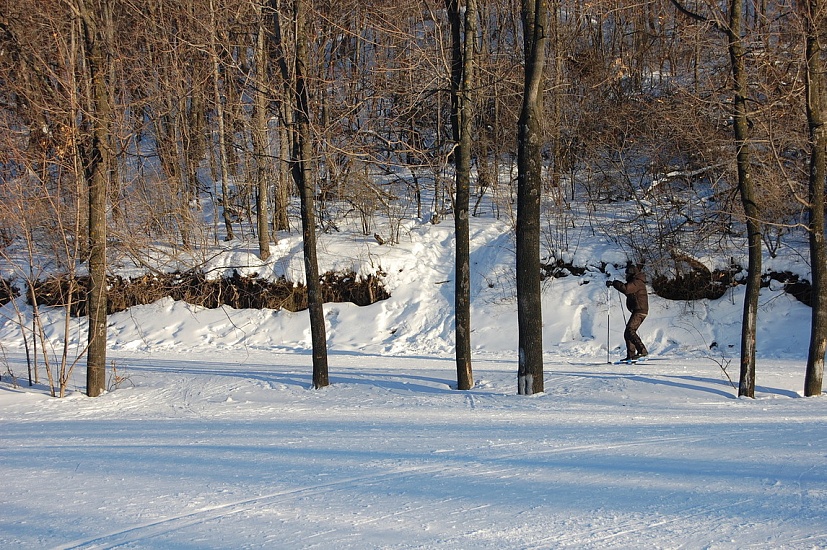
top-left (1, 215), bottom-right (825, 548)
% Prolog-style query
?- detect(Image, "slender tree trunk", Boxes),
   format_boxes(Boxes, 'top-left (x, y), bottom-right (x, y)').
top-left (446, 0), bottom-right (475, 391)
top-left (254, 1), bottom-right (272, 260)
top-left (804, 0), bottom-right (826, 397)
top-left (270, 0), bottom-right (292, 232)
top-left (276, 103), bottom-right (292, 231)
top-left (516, 0), bottom-right (547, 395)
top-left (77, 0), bottom-right (111, 398)
top-left (292, 0), bottom-right (328, 389)
top-left (549, 0), bottom-right (563, 190)
top-left (728, 0), bottom-right (760, 398)
top-left (210, 0), bottom-right (235, 241)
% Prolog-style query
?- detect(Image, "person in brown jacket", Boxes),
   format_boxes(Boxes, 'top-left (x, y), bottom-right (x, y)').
top-left (606, 264), bottom-right (649, 361)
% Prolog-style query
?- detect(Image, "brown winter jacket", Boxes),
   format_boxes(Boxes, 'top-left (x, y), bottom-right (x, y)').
top-left (612, 269), bottom-right (649, 314)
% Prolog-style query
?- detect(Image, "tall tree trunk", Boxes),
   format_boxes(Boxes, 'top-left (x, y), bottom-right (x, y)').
top-left (516, 0), bottom-right (547, 395)
top-left (77, 0), bottom-right (111, 398)
top-left (210, 0), bottom-right (235, 241)
top-left (669, 0), bottom-right (761, 398)
top-left (728, 0), bottom-right (760, 398)
top-left (446, 0), bottom-right (475, 391)
top-left (270, 0), bottom-right (293, 232)
top-left (804, 0), bottom-right (826, 397)
top-left (254, 1), bottom-right (272, 261)
top-left (292, 0), bottom-right (328, 389)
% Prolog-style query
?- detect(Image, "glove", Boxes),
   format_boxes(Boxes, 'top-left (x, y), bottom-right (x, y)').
top-left (606, 280), bottom-right (613, 288)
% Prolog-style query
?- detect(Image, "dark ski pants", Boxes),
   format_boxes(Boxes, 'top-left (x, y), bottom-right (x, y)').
top-left (624, 311), bottom-right (648, 358)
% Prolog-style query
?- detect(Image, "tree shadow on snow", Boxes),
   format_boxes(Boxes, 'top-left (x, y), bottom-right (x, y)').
top-left (638, 373), bottom-right (800, 399)
top-left (561, 368), bottom-right (801, 399)
top-left (625, 374), bottom-right (736, 399)
top-left (112, 354), bottom-right (457, 394)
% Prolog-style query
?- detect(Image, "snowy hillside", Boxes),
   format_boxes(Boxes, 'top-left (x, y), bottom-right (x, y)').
top-left (0, 212), bottom-right (815, 363)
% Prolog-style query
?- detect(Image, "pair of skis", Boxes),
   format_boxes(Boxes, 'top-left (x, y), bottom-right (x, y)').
top-left (613, 356), bottom-right (648, 365)
top-left (567, 356), bottom-right (655, 367)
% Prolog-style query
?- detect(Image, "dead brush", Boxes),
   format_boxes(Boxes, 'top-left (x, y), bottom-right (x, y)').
top-left (29, 269), bottom-right (390, 316)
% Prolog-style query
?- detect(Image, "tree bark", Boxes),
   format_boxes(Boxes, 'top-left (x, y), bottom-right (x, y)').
top-left (254, 1), bottom-right (272, 261)
top-left (804, 0), bottom-right (826, 397)
top-left (209, 0), bottom-right (235, 241)
top-left (446, 0), bottom-right (475, 391)
top-left (77, 0), bottom-right (111, 398)
top-left (292, 0), bottom-right (329, 389)
top-left (270, 0), bottom-right (293, 232)
top-left (516, 0), bottom-right (547, 395)
top-left (728, 0), bottom-right (760, 398)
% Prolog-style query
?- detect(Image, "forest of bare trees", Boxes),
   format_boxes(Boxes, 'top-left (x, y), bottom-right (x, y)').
top-left (0, 0), bottom-right (825, 396)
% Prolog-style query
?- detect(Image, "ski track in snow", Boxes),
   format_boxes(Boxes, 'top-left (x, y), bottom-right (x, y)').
top-left (3, 352), bottom-right (826, 549)
top-left (20, 357), bottom-right (821, 549)
top-left (55, 432), bottom-right (725, 549)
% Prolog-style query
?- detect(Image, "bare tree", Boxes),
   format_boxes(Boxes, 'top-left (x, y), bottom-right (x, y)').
top-left (209, 0), bottom-right (237, 241)
top-left (286, 0), bottom-right (328, 388)
top-left (268, 0), bottom-right (295, 233)
top-left (803, 0), bottom-right (827, 397)
top-left (1, 1), bottom-right (94, 397)
top-left (253, 0), bottom-right (273, 260)
top-left (670, 0), bottom-right (761, 397)
top-left (517, 0), bottom-right (548, 395)
top-left (131, 0), bottom-right (207, 250)
top-left (726, 0), bottom-right (762, 398)
top-left (75, 0), bottom-right (114, 397)
top-left (446, 0), bottom-right (476, 391)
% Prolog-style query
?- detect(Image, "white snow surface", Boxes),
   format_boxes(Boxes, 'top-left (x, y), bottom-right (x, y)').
top-left (1, 216), bottom-right (826, 549)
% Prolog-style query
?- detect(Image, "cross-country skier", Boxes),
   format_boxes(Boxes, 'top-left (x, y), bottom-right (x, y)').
top-left (606, 264), bottom-right (649, 361)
